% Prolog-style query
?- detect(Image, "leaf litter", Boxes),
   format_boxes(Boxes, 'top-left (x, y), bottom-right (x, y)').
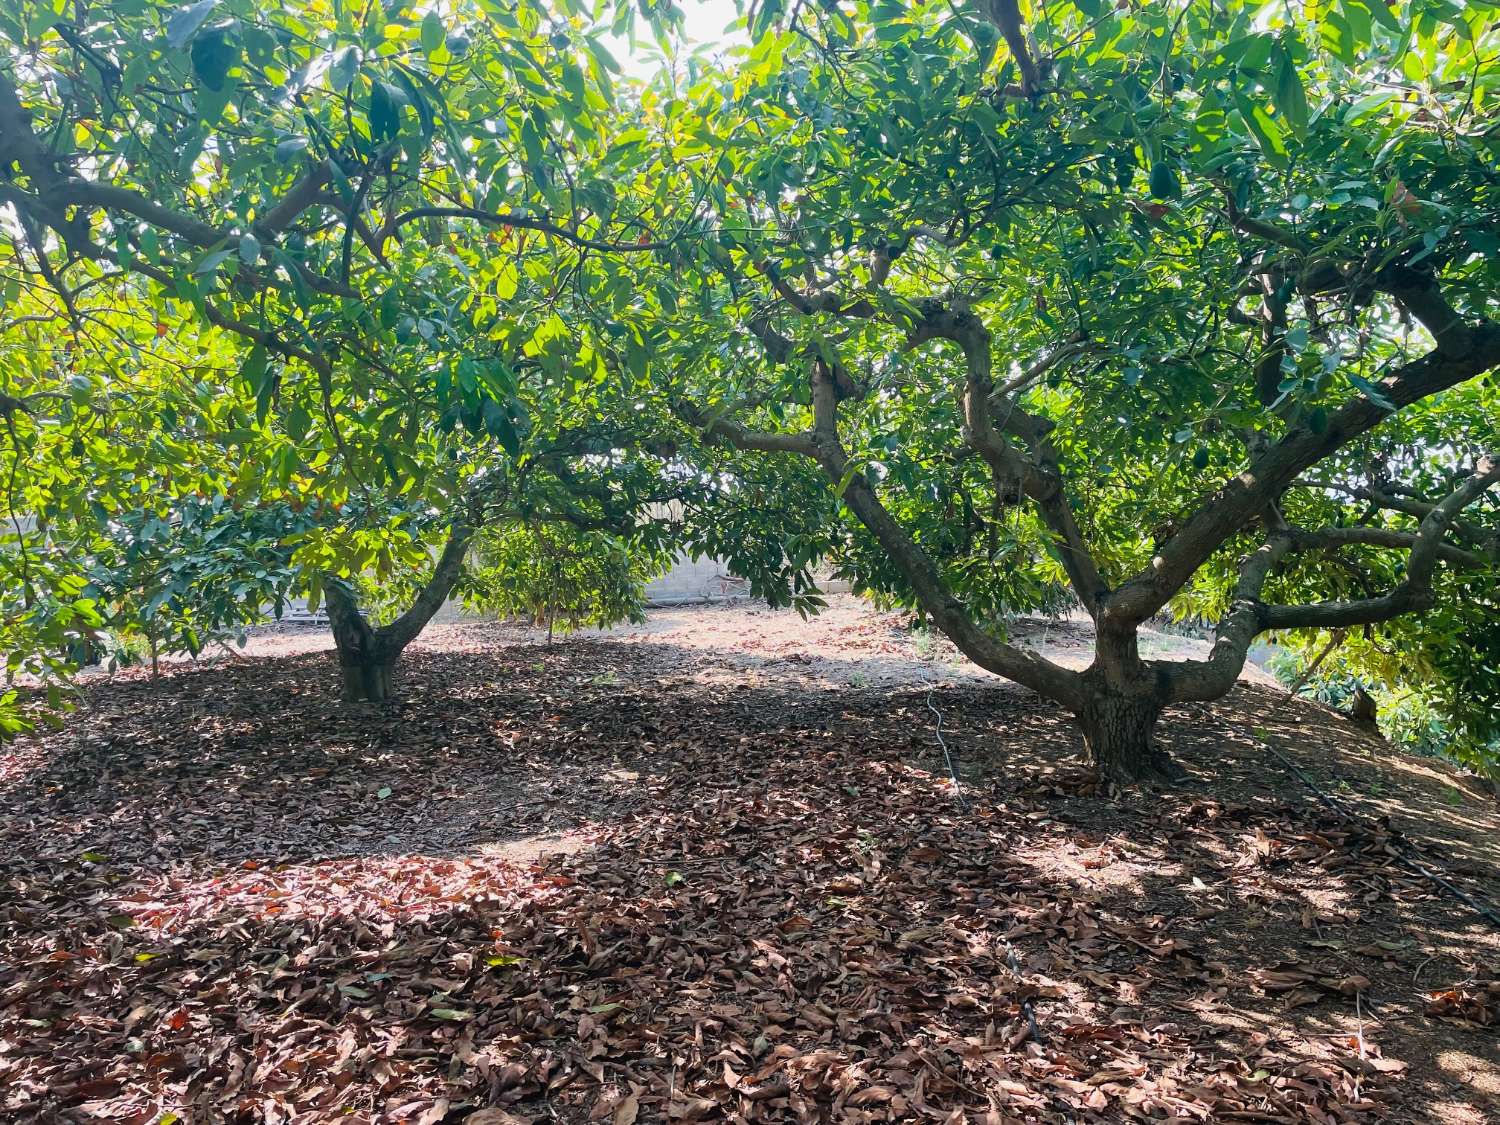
top-left (1, 618), bottom-right (1497, 1123)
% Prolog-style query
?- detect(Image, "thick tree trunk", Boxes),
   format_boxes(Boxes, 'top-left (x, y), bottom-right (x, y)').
top-left (320, 520), bottom-right (476, 704)
top-left (1076, 689), bottom-right (1181, 784)
top-left (339, 653), bottom-right (396, 703)
top-left (324, 579), bottom-right (402, 703)
top-left (1077, 622), bottom-right (1184, 785)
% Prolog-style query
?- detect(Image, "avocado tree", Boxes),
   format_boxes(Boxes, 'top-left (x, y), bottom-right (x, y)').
top-left (635, 0), bottom-right (1500, 781)
top-left (0, 0), bottom-right (707, 704)
top-left (459, 521), bottom-right (667, 640)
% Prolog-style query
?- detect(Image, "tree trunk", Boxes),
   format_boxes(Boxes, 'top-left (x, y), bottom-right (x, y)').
top-left (324, 579), bottom-right (400, 703)
top-left (1347, 686), bottom-right (1380, 731)
top-left (319, 521), bottom-right (476, 705)
top-left (339, 653), bottom-right (396, 703)
top-left (1077, 689), bottom-right (1182, 784)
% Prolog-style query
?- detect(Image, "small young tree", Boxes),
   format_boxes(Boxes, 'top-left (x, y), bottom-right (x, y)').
top-left (640, 0), bottom-right (1500, 781)
top-left (82, 497), bottom-right (308, 675)
top-left (461, 522), bottom-right (666, 640)
top-left (305, 439), bottom-right (681, 700)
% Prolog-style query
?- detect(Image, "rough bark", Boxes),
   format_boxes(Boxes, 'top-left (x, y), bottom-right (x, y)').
top-left (322, 522), bottom-right (475, 703)
top-left (324, 580), bottom-right (398, 702)
top-left (701, 234), bottom-right (1500, 791)
top-left (1106, 324), bottom-right (1500, 627)
top-left (1077, 687), bottom-right (1177, 784)
top-left (339, 656), bottom-right (396, 703)
top-left (1075, 622), bottom-right (1185, 783)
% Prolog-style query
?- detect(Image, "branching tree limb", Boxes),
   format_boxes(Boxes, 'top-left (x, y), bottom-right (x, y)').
top-left (1107, 321), bottom-right (1500, 626)
top-left (1173, 454), bottom-right (1499, 701)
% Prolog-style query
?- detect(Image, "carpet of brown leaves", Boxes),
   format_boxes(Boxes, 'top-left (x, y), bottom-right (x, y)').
top-left (2, 612), bottom-right (1497, 1124)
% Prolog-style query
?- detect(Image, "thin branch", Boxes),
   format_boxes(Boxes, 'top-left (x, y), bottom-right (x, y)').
top-left (384, 205), bottom-right (687, 253)
top-left (1262, 454), bottom-right (1500, 630)
top-left (1107, 321), bottom-right (1500, 626)
top-left (907, 304), bottom-right (1108, 615)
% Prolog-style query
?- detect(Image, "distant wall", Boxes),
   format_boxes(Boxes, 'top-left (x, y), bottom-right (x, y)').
top-left (643, 553), bottom-right (750, 605)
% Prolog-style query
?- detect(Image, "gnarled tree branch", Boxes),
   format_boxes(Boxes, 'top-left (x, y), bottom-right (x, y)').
top-left (1167, 454), bottom-right (1499, 701)
top-left (1107, 320), bottom-right (1500, 627)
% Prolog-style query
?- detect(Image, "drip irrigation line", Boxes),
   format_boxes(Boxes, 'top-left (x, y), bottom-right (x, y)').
top-left (1261, 741), bottom-right (1500, 932)
top-left (1005, 941), bottom-right (1045, 1046)
top-left (923, 677), bottom-right (968, 810)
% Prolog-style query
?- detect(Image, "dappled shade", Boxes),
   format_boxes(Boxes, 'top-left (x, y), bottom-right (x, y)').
top-left (2, 619), bottom-right (1496, 1122)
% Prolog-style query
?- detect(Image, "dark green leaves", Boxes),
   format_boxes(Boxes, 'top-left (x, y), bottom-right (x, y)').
top-left (480, 398), bottom-right (520, 455)
top-left (189, 24), bottom-right (238, 90)
top-left (274, 136), bottom-right (310, 162)
top-left (1272, 45), bottom-right (1309, 138)
top-left (1348, 371), bottom-right (1396, 411)
top-left (239, 343), bottom-right (273, 422)
top-left (751, 0), bottom-right (784, 40)
top-left (421, 10), bottom-right (445, 55)
top-left (369, 81), bottom-right (404, 141)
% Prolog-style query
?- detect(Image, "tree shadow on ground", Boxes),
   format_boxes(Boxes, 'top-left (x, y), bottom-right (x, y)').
top-left (2, 637), bottom-right (1496, 1123)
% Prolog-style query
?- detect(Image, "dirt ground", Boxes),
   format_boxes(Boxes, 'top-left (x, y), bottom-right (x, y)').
top-left (3, 598), bottom-right (1497, 1123)
top-left (170, 596), bottom-right (1285, 691)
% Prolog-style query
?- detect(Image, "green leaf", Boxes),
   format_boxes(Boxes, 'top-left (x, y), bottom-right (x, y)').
top-left (1232, 84), bottom-right (1289, 168)
top-left (1348, 371), bottom-right (1396, 410)
top-left (275, 135), bottom-right (309, 162)
top-left (190, 25), bottom-right (238, 91)
top-left (369, 80), bottom-right (399, 141)
top-left (1368, 0), bottom-right (1402, 33)
top-left (1272, 47), bottom-right (1309, 138)
top-left (329, 48), bottom-right (359, 91)
top-left (192, 247), bottom-right (235, 275)
top-left (165, 0), bottom-right (217, 49)
top-left (421, 10), bottom-right (445, 54)
top-left (237, 232), bottom-right (260, 265)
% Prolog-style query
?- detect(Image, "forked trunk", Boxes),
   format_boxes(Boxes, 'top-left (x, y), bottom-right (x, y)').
top-left (325, 580), bottom-right (402, 703)
top-left (1077, 689), bottom-right (1181, 784)
top-left (319, 523), bottom-right (474, 705)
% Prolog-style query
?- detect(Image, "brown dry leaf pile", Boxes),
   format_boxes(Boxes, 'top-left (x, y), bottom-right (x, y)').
top-left (1, 628), bottom-right (1496, 1124)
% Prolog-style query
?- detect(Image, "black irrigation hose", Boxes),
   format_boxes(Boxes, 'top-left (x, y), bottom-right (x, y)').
top-left (1260, 741), bottom-right (1500, 932)
top-left (923, 679), bottom-right (968, 810)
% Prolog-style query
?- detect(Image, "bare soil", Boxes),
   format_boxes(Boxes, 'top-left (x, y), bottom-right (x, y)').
top-left (2, 598), bottom-right (1496, 1123)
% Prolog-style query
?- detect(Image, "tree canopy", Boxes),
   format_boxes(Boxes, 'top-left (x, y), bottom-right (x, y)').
top-left (620, 0), bottom-right (1500, 777)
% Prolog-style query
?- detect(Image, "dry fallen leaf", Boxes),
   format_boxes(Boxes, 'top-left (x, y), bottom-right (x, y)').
top-left (1, 617), bottom-right (1491, 1124)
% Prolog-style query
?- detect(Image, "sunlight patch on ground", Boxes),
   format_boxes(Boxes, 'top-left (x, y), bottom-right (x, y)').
top-left (112, 846), bottom-right (586, 935)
